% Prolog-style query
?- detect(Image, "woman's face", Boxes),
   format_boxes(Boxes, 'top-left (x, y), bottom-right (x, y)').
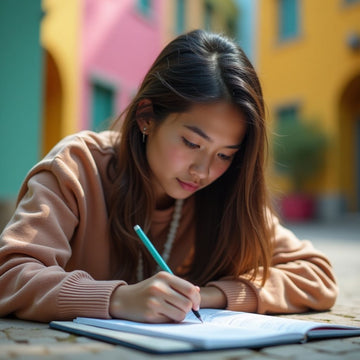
top-left (145, 102), bottom-right (247, 209)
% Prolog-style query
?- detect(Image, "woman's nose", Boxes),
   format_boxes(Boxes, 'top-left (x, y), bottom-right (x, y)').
top-left (189, 154), bottom-right (210, 179)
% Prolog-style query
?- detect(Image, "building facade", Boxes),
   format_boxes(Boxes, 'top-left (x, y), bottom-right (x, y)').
top-left (80, 0), bottom-right (164, 132)
top-left (258, 0), bottom-right (360, 217)
top-left (42, 0), bottom-right (243, 149)
top-left (41, 0), bottom-right (164, 151)
top-left (41, 0), bottom-right (81, 155)
top-left (0, 0), bottom-right (258, 230)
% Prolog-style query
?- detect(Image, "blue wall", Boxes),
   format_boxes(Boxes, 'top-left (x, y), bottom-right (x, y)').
top-left (235, 0), bottom-right (257, 64)
top-left (0, 0), bottom-right (43, 199)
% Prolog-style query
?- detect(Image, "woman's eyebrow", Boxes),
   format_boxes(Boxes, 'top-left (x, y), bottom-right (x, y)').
top-left (183, 125), bottom-right (241, 149)
top-left (184, 125), bottom-right (211, 141)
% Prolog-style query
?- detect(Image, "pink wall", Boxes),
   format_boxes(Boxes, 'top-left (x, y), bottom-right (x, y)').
top-left (80, 0), bottom-right (164, 129)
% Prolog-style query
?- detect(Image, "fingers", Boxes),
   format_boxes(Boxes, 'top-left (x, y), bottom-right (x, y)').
top-left (146, 272), bottom-right (200, 322)
top-left (166, 272), bottom-right (201, 311)
top-left (142, 293), bottom-right (188, 323)
top-left (109, 272), bottom-right (201, 323)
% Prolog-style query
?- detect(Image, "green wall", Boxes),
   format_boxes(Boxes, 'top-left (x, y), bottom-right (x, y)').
top-left (0, 0), bottom-right (43, 199)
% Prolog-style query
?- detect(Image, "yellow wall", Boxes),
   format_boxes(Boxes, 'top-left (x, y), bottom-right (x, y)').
top-left (258, 0), bottom-right (360, 205)
top-left (41, 0), bottom-right (81, 153)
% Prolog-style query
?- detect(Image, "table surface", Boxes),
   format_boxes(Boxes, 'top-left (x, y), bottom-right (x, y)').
top-left (1, 217), bottom-right (360, 359)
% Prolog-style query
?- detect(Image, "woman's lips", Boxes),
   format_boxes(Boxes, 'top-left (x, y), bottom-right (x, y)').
top-left (177, 178), bottom-right (199, 192)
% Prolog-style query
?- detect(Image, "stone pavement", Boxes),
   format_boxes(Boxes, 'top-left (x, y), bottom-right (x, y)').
top-left (0, 215), bottom-right (359, 359)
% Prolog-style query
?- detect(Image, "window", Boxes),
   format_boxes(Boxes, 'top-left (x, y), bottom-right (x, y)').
top-left (276, 104), bottom-right (299, 124)
top-left (176, 0), bottom-right (186, 34)
top-left (91, 83), bottom-right (115, 131)
top-left (278, 0), bottom-right (300, 41)
top-left (137, 0), bottom-right (151, 17)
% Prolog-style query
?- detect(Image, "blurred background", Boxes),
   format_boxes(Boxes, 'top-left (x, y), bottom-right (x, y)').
top-left (1, 0), bottom-right (360, 232)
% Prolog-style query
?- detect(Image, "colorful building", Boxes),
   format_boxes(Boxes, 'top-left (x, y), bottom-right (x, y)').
top-left (42, 0), bottom-right (243, 151)
top-left (79, 0), bottom-right (164, 132)
top-left (0, 0), bottom-right (256, 230)
top-left (0, 0), bottom-right (165, 229)
top-left (257, 0), bottom-right (360, 218)
top-left (42, 0), bottom-right (164, 154)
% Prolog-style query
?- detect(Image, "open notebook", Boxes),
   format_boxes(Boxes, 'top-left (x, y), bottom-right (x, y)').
top-left (50, 308), bottom-right (360, 354)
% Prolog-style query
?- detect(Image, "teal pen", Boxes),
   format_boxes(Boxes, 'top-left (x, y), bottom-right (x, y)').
top-left (133, 224), bottom-right (203, 323)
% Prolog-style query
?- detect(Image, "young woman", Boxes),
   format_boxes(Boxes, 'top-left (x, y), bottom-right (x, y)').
top-left (0, 30), bottom-right (337, 323)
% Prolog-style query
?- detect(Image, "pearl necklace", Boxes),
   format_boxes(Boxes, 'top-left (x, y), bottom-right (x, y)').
top-left (136, 199), bottom-right (184, 282)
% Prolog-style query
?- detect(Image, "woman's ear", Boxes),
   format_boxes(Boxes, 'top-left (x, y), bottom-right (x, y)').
top-left (135, 99), bottom-right (154, 134)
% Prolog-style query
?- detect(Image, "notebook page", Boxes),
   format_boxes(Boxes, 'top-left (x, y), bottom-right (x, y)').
top-left (74, 316), bottom-right (303, 349)
top-left (185, 309), bottom-right (323, 334)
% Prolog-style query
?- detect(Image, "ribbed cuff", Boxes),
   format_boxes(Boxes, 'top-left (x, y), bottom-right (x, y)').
top-left (206, 279), bottom-right (258, 313)
top-left (57, 271), bottom-right (126, 320)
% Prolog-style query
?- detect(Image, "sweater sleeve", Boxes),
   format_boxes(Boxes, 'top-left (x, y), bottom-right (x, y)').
top-left (0, 134), bottom-right (126, 322)
top-left (207, 215), bottom-right (338, 314)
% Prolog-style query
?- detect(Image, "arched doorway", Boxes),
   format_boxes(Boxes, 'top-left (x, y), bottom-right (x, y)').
top-left (339, 74), bottom-right (360, 212)
top-left (42, 50), bottom-right (63, 157)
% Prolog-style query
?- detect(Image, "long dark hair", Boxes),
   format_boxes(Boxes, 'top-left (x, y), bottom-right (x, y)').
top-left (108, 29), bottom-right (273, 285)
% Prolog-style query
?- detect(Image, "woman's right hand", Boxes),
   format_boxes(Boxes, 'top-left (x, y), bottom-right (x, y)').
top-left (109, 271), bottom-right (201, 323)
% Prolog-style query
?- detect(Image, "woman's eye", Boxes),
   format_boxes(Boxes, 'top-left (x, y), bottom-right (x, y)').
top-left (218, 153), bottom-right (233, 161)
top-left (182, 137), bottom-right (199, 149)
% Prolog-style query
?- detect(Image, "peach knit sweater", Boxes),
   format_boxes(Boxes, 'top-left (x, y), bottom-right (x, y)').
top-left (0, 131), bottom-right (338, 322)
